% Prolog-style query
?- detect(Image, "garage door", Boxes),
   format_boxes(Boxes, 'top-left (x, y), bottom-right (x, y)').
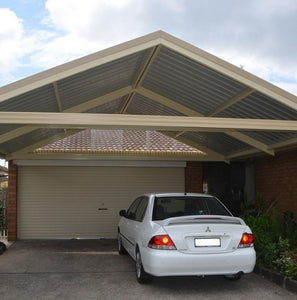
top-left (17, 165), bottom-right (184, 239)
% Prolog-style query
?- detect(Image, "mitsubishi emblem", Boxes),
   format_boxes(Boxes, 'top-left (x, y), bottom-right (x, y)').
top-left (205, 226), bottom-right (211, 232)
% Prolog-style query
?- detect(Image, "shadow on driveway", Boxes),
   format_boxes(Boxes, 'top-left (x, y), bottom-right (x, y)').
top-left (0, 240), bottom-right (296, 300)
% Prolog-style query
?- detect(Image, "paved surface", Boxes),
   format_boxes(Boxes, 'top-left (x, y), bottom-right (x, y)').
top-left (0, 240), bottom-right (296, 300)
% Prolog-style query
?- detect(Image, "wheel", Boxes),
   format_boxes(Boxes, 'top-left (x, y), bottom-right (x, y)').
top-left (135, 249), bottom-right (152, 284)
top-left (117, 232), bottom-right (127, 255)
top-left (0, 242), bottom-right (6, 255)
top-left (224, 272), bottom-right (242, 281)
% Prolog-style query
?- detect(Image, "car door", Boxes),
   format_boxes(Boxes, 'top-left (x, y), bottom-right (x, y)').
top-left (120, 196), bottom-right (148, 258)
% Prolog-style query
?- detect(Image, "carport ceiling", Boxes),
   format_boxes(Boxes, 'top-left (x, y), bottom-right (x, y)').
top-left (1, 30), bottom-right (297, 162)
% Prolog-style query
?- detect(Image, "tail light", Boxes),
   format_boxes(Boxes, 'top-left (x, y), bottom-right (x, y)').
top-left (238, 233), bottom-right (254, 248)
top-left (148, 235), bottom-right (176, 250)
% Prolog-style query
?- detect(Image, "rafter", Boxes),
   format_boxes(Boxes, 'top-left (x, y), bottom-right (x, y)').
top-left (162, 131), bottom-right (228, 162)
top-left (8, 130), bottom-right (81, 159)
top-left (0, 86), bottom-right (132, 144)
top-left (120, 46), bottom-right (160, 113)
top-left (137, 87), bottom-right (274, 155)
top-left (160, 35), bottom-right (297, 112)
top-left (207, 88), bottom-right (255, 117)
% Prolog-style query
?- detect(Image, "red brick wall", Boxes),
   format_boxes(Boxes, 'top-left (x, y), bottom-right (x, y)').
top-left (255, 149), bottom-right (297, 218)
top-left (185, 162), bottom-right (203, 193)
top-left (7, 160), bottom-right (17, 241)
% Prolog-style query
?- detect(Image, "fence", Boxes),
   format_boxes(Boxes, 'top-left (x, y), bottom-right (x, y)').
top-left (0, 189), bottom-right (7, 238)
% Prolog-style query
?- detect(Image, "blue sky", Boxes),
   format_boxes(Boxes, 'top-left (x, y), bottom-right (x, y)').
top-left (1, 0), bottom-right (297, 96)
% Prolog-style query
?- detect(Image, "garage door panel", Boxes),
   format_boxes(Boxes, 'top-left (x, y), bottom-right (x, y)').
top-left (18, 166), bottom-right (184, 239)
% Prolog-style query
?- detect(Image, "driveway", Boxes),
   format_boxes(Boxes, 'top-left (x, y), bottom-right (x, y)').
top-left (0, 240), bottom-right (296, 300)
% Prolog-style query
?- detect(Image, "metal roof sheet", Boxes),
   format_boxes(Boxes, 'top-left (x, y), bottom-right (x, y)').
top-left (58, 51), bottom-right (147, 110)
top-left (183, 131), bottom-right (251, 156)
top-left (127, 93), bottom-right (184, 116)
top-left (0, 31), bottom-right (297, 162)
top-left (142, 47), bottom-right (246, 115)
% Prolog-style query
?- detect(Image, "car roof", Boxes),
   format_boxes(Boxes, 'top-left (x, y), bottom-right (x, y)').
top-left (144, 193), bottom-right (214, 198)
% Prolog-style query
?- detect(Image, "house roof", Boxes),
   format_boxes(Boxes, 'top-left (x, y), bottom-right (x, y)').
top-left (35, 129), bottom-right (204, 158)
top-left (1, 30), bottom-right (297, 162)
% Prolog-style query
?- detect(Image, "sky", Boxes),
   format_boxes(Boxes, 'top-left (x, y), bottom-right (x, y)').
top-left (0, 0), bottom-right (297, 166)
top-left (0, 0), bottom-right (297, 95)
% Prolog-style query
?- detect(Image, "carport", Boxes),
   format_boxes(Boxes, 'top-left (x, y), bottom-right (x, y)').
top-left (1, 31), bottom-right (297, 241)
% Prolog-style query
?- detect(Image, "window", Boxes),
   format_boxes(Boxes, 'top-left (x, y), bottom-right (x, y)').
top-left (126, 196), bottom-right (149, 222)
top-left (152, 196), bottom-right (231, 220)
top-left (135, 197), bottom-right (148, 222)
top-left (126, 198), bottom-right (141, 220)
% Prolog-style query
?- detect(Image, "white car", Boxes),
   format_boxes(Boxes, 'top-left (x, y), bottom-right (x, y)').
top-left (118, 193), bottom-right (256, 283)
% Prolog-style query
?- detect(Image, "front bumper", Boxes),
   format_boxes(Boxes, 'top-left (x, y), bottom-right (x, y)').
top-left (140, 246), bottom-right (256, 277)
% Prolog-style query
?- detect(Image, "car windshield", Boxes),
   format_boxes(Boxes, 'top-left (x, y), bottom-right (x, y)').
top-left (152, 196), bottom-right (232, 220)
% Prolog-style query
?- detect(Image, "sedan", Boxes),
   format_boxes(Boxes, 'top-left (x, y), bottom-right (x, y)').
top-left (118, 193), bottom-right (256, 283)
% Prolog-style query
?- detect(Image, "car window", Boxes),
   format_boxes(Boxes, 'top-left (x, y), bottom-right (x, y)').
top-left (205, 197), bottom-right (231, 216)
top-left (153, 196), bottom-right (231, 220)
top-left (126, 197), bottom-right (142, 220)
top-left (135, 197), bottom-right (148, 222)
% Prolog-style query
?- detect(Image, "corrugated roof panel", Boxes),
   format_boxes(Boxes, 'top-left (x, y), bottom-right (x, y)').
top-left (142, 47), bottom-right (246, 115)
top-left (217, 92), bottom-right (297, 120)
top-left (243, 131), bottom-right (297, 145)
top-left (1, 129), bottom-right (64, 153)
top-left (127, 93), bottom-right (184, 116)
top-left (0, 124), bottom-right (22, 135)
top-left (182, 132), bottom-right (251, 156)
top-left (85, 98), bottom-right (125, 114)
top-left (57, 51), bottom-right (147, 111)
top-left (0, 85), bottom-right (58, 112)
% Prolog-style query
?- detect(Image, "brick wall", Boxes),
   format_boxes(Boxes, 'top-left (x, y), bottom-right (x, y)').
top-left (7, 160), bottom-right (17, 241)
top-left (185, 161), bottom-right (203, 193)
top-left (255, 149), bottom-right (297, 218)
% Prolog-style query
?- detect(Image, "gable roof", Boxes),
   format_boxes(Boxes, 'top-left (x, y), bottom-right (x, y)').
top-left (1, 30), bottom-right (297, 162)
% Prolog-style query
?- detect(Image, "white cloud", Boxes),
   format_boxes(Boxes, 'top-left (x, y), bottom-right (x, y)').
top-left (0, 9), bottom-right (23, 79)
top-left (0, 0), bottom-right (297, 96)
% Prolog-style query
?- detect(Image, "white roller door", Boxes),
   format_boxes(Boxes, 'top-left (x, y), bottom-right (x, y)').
top-left (17, 165), bottom-right (184, 239)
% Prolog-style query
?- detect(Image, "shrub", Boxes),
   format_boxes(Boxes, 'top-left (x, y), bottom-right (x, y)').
top-left (243, 211), bottom-right (297, 277)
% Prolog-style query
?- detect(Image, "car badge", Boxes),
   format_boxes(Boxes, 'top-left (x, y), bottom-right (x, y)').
top-left (205, 226), bottom-right (211, 232)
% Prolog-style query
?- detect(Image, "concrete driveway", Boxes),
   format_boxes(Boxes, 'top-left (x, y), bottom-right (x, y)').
top-left (0, 240), bottom-right (296, 300)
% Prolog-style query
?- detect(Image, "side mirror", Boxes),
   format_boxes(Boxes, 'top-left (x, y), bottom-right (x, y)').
top-left (119, 210), bottom-right (127, 217)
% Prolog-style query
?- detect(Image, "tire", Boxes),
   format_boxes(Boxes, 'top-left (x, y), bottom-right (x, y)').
top-left (0, 242), bottom-right (6, 255)
top-left (135, 249), bottom-right (152, 284)
top-left (117, 232), bottom-right (127, 255)
top-left (224, 272), bottom-right (242, 281)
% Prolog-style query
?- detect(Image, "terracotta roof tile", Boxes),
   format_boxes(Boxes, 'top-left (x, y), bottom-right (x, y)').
top-left (36, 129), bottom-right (204, 156)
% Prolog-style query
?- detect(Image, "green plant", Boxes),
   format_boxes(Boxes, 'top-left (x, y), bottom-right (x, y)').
top-left (243, 210), bottom-right (297, 279)
top-left (273, 237), bottom-right (294, 273)
top-left (285, 265), bottom-right (297, 280)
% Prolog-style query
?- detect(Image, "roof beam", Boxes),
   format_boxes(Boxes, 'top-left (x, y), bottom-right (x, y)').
top-left (162, 131), bottom-right (228, 162)
top-left (0, 32), bottom-right (163, 103)
top-left (0, 86), bottom-right (132, 144)
top-left (53, 82), bottom-right (63, 111)
top-left (268, 137), bottom-right (297, 151)
top-left (137, 87), bottom-right (202, 116)
top-left (226, 131), bottom-right (274, 156)
top-left (8, 130), bottom-right (81, 159)
top-left (0, 126), bottom-right (39, 144)
top-left (120, 46), bottom-right (160, 113)
top-left (137, 87), bottom-right (274, 155)
top-left (207, 88), bottom-right (255, 117)
top-left (160, 35), bottom-right (297, 112)
top-left (2, 112), bottom-right (297, 132)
